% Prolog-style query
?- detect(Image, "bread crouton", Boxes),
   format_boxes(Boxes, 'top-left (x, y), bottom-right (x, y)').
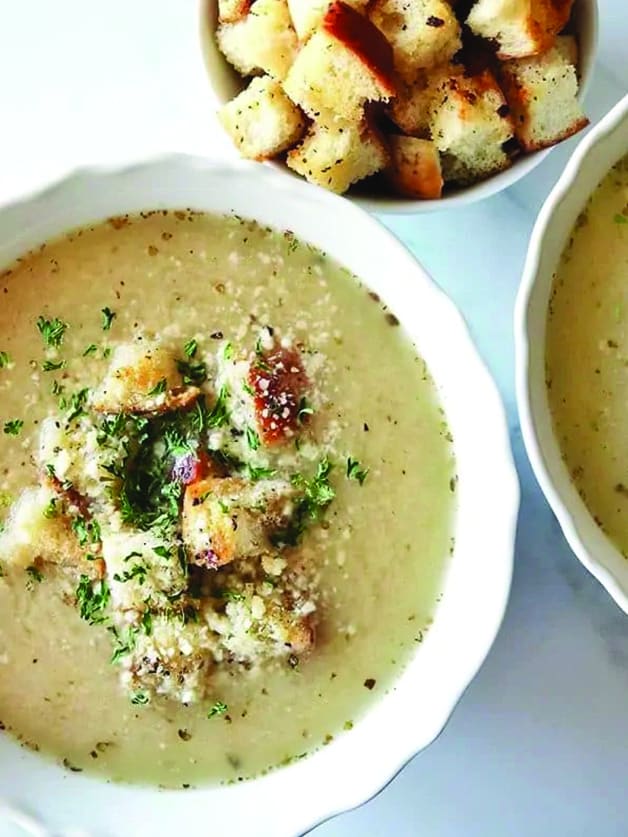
top-left (218, 0), bottom-right (251, 23)
top-left (283, 1), bottom-right (395, 123)
top-left (91, 341), bottom-right (199, 415)
top-left (287, 0), bottom-right (369, 40)
top-left (0, 487), bottom-right (85, 572)
top-left (182, 477), bottom-right (296, 568)
top-left (429, 69), bottom-right (515, 184)
top-left (388, 64), bottom-right (462, 137)
top-left (287, 118), bottom-right (389, 193)
top-left (387, 136), bottom-right (443, 199)
top-left (467, 0), bottom-right (574, 60)
top-left (499, 43), bottom-right (588, 151)
top-left (218, 76), bottom-right (306, 160)
top-left (554, 33), bottom-right (578, 68)
top-left (370, 0), bottom-right (461, 82)
top-left (216, 0), bottom-right (298, 80)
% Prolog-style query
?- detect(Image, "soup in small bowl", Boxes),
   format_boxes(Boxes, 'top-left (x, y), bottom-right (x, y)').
top-left (0, 157), bottom-right (517, 836)
top-left (517, 94), bottom-right (628, 613)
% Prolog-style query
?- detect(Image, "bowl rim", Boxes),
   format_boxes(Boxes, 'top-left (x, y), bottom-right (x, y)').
top-left (515, 93), bottom-right (628, 614)
top-left (198, 0), bottom-right (599, 214)
top-left (0, 154), bottom-right (519, 836)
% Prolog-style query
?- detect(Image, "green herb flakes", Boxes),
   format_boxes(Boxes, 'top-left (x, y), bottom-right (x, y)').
top-left (37, 316), bottom-right (68, 348)
top-left (346, 457), bottom-right (369, 485)
top-left (246, 426), bottom-right (260, 451)
top-left (207, 700), bottom-right (228, 719)
top-left (101, 307), bottom-right (116, 330)
top-left (0, 351), bottom-right (10, 369)
top-left (184, 339), bottom-right (198, 358)
top-left (131, 690), bottom-right (150, 705)
top-left (76, 575), bottom-right (110, 625)
top-left (42, 359), bottom-right (66, 372)
top-left (83, 343), bottom-right (99, 357)
top-left (3, 419), bottom-right (24, 436)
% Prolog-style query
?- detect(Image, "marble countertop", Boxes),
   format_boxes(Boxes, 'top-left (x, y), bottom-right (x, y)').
top-left (0, 2), bottom-right (626, 835)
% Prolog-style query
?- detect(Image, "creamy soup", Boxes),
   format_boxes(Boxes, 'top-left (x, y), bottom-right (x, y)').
top-left (547, 155), bottom-right (628, 556)
top-left (0, 211), bottom-right (455, 786)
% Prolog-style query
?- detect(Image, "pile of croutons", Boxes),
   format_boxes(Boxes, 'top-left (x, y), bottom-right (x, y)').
top-left (215, 0), bottom-right (589, 198)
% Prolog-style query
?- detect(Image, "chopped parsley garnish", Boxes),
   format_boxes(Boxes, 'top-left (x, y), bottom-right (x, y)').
top-left (42, 359), bottom-right (66, 372)
top-left (147, 378), bottom-right (167, 397)
top-left (614, 213), bottom-right (628, 224)
top-left (83, 343), bottom-right (99, 357)
top-left (0, 351), bottom-right (10, 369)
top-left (71, 515), bottom-right (101, 547)
top-left (223, 342), bottom-right (234, 360)
top-left (25, 565), bottom-right (44, 583)
top-left (242, 382), bottom-right (255, 397)
top-left (207, 385), bottom-right (229, 428)
top-left (37, 315), bottom-right (68, 348)
top-left (153, 545), bottom-right (171, 559)
top-left (184, 339), bottom-right (198, 358)
top-left (131, 690), bottom-right (150, 705)
top-left (207, 700), bottom-right (228, 719)
top-left (3, 419), bottom-right (24, 436)
top-left (43, 497), bottom-right (58, 519)
top-left (177, 358), bottom-right (207, 385)
top-left (110, 625), bottom-right (139, 664)
top-left (66, 388), bottom-right (89, 423)
top-left (113, 563), bottom-right (148, 584)
top-left (76, 575), bottom-right (110, 624)
top-left (222, 589), bottom-right (245, 602)
top-left (245, 426), bottom-right (260, 451)
top-left (273, 458), bottom-right (335, 546)
top-left (141, 610), bottom-right (153, 636)
top-left (346, 457), bottom-right (369, 485)
top-left (247, 463), bottom-right (276, 481)
top-left (101, 307), bottom-right (116, 330)
top-left (297, 397), bottom-right (314, 423)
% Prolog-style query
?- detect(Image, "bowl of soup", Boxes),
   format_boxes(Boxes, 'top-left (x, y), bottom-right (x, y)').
top-left (0, 157), bottom-right (518, 836)
top-left (516, 94), bottom-right (628, 613)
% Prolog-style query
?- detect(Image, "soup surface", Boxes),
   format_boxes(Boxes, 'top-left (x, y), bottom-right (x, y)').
top-left (0, 211), bottom-right (455, 786)
top-left (546, 155), bottom-right (628, 555)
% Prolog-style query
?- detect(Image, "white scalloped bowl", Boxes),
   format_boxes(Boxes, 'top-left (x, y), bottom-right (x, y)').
top-left (199, 0), bottom-right (598, 214)
top-left (516, 94), bottom-right (628, 613)
top-left (0, 157), bottom-right (518, 836)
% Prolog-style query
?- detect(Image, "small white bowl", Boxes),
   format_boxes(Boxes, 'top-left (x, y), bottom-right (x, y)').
top-left (516, 94), bottom-right (628, 613)
top-left (0, 157), bottom-right (518, 836)
top-left (199, 0), bottom-right (598, 214)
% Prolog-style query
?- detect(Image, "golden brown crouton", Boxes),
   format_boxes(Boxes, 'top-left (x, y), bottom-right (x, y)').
top-left (388, 64), bottom-right (462, 137)
top-left (182, 477), bottom-right (296, 568)
top-left (91, 341), bottom-right (199, 415)
top-left (499, 42), bottom-right (588, 151)
top-left (387, 136), bottom-right (443, 199)
top-left (467, 0), bottom-right (574, 60)
top-left (216, 0), bottom-right (298, 80)
top-left (287, 118), bottom-right (389, 194)
top-left (218, 76), bottom-right (306, 160)
top-left (429, 69), bottom-right (515, 184)
top-left (370, 0), bottom-right (461, 82)
top-left (283, 1), bottom-right (396, 123)
top-left (218, 0), bottom-right (251, 23)
top-left (287, 0), bottom-right (369, 40)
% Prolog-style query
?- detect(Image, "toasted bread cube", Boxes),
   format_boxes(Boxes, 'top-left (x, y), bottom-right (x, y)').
top-left (287, 119), bottom-right (389, 194)
top-left (219, 76), bottom-right (306, 160)
top-left (216, 0), bottom-right (298, 80)
top-left (370, 0), bottom-right (461, 82)
top-left (283, 1), bottom-right (395, 123)
top-left (499, 43), bottom-right (588, 151)
top-left (91, 341), bottom-right (199, 415)
top-left (388, 64), bottom-right (461, 137)
top-left (0, 487), bottom-right (88, 573)
top-left (429, 69), bottom-right (515, 184)
top-left (387, 136), bottom-right (443, 199)
top-left (467, 0), bottom-right (574, 60)
top-left (554, 33), bottom-right (578, 68)
top-left (218, 0), bottom-right (251, 22)
top-left (182, 477), bottom-right (296, 568)
top-left (287, 0), bottom-right (368, 40)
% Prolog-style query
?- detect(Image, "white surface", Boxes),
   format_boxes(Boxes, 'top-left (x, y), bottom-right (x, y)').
top-left (517, 96), bottom-right (628, 613)
top-left (0, 1), bottom-right (626, 836)
top-left (0, 155), bottom-right (518, 837)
